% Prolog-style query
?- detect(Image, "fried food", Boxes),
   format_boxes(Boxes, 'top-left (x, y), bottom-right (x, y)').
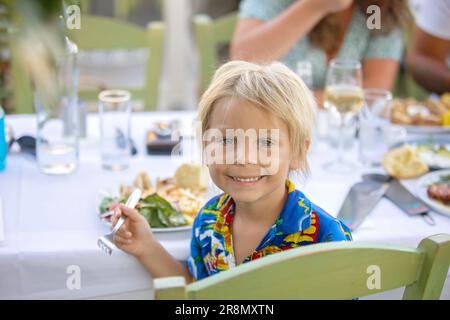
top-left (388, 95), bottom-right (450, 127)
top-left (440, 93), bottom-right (450, 108)
top-left (117, 165), bottom-right (208, 225)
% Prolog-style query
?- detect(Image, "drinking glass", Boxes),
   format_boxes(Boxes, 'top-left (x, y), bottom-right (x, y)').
top-left (98, 90), bottom-right (131, 171)
top-left (35, 37), bottom-right (79, 175)
top-left (323, 59), bottom-right (363, 173)
top-left (359, 89), bottom-right (406, 166)
top-left (296, 60), bottom-right (313, 89)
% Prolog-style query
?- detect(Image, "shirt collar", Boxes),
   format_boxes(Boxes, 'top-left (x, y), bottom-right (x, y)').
top-left (278, 180), bottom-right (312, 234)
top-left (216, 180), bottom-right (312, 234)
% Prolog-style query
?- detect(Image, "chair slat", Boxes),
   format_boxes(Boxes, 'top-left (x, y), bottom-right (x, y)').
top-left (69, 16), bottom-right (148, 49)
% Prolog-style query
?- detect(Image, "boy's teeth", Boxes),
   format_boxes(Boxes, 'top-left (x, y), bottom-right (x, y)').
top-left (233, 176), bottom-right (261, 182)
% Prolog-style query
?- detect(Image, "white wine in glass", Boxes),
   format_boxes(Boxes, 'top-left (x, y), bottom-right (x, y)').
top-left (324, 85), bottom-right (364, 115)
top-left (323, 59), bottom-right (363, 173)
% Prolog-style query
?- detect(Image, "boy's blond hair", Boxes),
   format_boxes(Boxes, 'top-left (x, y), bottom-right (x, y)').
top-left (198, 60), bottom-right (317, 175)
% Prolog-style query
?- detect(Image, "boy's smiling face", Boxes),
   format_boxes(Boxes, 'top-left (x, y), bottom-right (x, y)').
top-left (204, 98), bottom-right (301, 204)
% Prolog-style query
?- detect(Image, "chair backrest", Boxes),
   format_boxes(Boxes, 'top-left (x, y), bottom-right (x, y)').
top-left (154, 234), bottom-right (450, 300)
top-left (68, 15), bottom-right (164, 111)
top-left (193, 12), bottom-right (238, 93)
top-left (9, 15), bottom-right (164, 113)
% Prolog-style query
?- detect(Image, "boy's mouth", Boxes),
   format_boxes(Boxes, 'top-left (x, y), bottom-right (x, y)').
top-left (228, 175), bottom-right (265, 184)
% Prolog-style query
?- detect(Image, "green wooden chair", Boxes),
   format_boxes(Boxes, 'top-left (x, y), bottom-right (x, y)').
top-left (9, 15), bottom-right (165, 113)
top-left (68, 15), bottom-right (164, 111)
top-left (154, 234), bottom-right (450, 300)
top-left (79, 0), bottom-right (142, 19)
top-left (193, 12), bottom-right (238, 94)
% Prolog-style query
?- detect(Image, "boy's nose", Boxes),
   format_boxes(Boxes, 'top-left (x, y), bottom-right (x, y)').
top-left (235, 141), bottom-right (258, 165)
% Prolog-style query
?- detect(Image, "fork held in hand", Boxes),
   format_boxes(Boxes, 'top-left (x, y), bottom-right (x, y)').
top-left (97, 189), bottom-right (142, 255)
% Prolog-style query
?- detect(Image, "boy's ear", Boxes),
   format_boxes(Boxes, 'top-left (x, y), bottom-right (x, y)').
top-left (304, 139), bottom-right (311, 152)
top-left (289, 139), bottom-right (310, 170)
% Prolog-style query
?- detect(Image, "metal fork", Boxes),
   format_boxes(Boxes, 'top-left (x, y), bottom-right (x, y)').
top-left (97, 188), bottom-right (142, 255)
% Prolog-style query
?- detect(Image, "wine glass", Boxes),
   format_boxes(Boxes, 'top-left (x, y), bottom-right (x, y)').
top-left (323, 59), bottom-right (363, 173)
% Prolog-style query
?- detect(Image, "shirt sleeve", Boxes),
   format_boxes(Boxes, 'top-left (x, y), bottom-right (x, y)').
top-left (239, 0), bottom-right (293, 21)
top-left (417, 0), bottom-right (450, 40)
top-left (186, 215), bottom-right (208, 281)
top-left (364, 28), bottom-right (404, 61)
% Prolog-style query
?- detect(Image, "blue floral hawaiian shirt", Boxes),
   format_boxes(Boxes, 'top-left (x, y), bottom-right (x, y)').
top-left (187, 180), bottom-right (352, 280)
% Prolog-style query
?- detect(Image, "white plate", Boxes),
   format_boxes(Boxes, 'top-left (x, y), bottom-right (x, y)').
top-left (100, 216), bottom-right (192, 234)
top-left (416, 169), bottom-right (450, 218)
top-left (401, 125), bottom-right (450, 135)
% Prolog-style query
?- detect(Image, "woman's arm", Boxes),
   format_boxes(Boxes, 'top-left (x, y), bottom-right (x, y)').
top-left (362, 59), bottom-right (400, 91)
top-left (230, 0), bottom-right (353, 62)
top-left (406, 26), bottom-right (450, 94)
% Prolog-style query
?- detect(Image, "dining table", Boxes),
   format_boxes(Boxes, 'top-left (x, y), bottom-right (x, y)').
top-left (1, 111), bottom-right (449, 300)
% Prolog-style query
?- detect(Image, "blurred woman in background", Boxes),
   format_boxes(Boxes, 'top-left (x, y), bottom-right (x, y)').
top-left (231, 0), bottom-right (412, 104)
top-left (407, 0), bottom-right (450, 94)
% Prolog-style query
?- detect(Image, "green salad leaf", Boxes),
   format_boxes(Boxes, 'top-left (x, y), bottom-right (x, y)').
top-left (437, 174), bottom-right (450, 185)
top-left (99, 193), bottom-right (187, 228)
top-left (99, 197), bottom-right (116, 214)
top-left (139, 193), bottom-right (187, 228)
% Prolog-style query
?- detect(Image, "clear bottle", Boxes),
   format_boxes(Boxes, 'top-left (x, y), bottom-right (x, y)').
top-left (34, 36), bottom-right (79, 175)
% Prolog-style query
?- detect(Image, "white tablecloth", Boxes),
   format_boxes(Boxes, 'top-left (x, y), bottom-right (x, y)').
top-left (1, 112), bottom-right (449, 299)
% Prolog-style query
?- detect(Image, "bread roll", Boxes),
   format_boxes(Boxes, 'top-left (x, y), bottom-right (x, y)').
top-left (382, 145), bottom-right (428, 179)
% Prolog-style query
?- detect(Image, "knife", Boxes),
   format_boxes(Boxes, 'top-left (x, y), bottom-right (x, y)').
top-left (363, 173), bottom-right (436, 226)
top-left (384, 179), bottom-right (436, 225)
top-left (337, 179), bottom-right (388, 230)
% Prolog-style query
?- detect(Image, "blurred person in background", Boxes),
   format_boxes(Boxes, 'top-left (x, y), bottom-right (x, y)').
top-left (230, 0), bottom-right (412, 104)
top-left (407, 0), bottom-right (450, 94)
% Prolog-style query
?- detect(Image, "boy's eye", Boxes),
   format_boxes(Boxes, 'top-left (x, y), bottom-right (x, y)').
top-left (259, 138), bottom-right (274, 147)
top-left (219, 137), bottom-right (234, 145)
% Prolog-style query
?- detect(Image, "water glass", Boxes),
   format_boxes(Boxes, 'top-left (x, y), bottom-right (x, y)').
top-left (98, 90), bottom-right (131, 171)
top-left (35, 37), bottom-right (79, 175)
top-left (359, 89), bottom-right (406, 166)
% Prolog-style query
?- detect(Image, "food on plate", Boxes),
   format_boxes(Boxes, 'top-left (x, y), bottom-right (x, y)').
top-left (99, 164), bottom-right (209, 228)
top-left (427, 174), bottom-right (450, 206)
top-left (382, 145), bottom-right (429, 179)
top-left (100, 192), bottom-right (187, 228)
top-left (175, 163), bottom-right (209, 190)
top-left (389, 95), bottom-right (450, 127)
top-left (415, 143), bottom-right (450, 169)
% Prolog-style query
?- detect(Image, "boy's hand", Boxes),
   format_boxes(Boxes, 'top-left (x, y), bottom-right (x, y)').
top-left (110, 204), bottom-right (155, 259)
